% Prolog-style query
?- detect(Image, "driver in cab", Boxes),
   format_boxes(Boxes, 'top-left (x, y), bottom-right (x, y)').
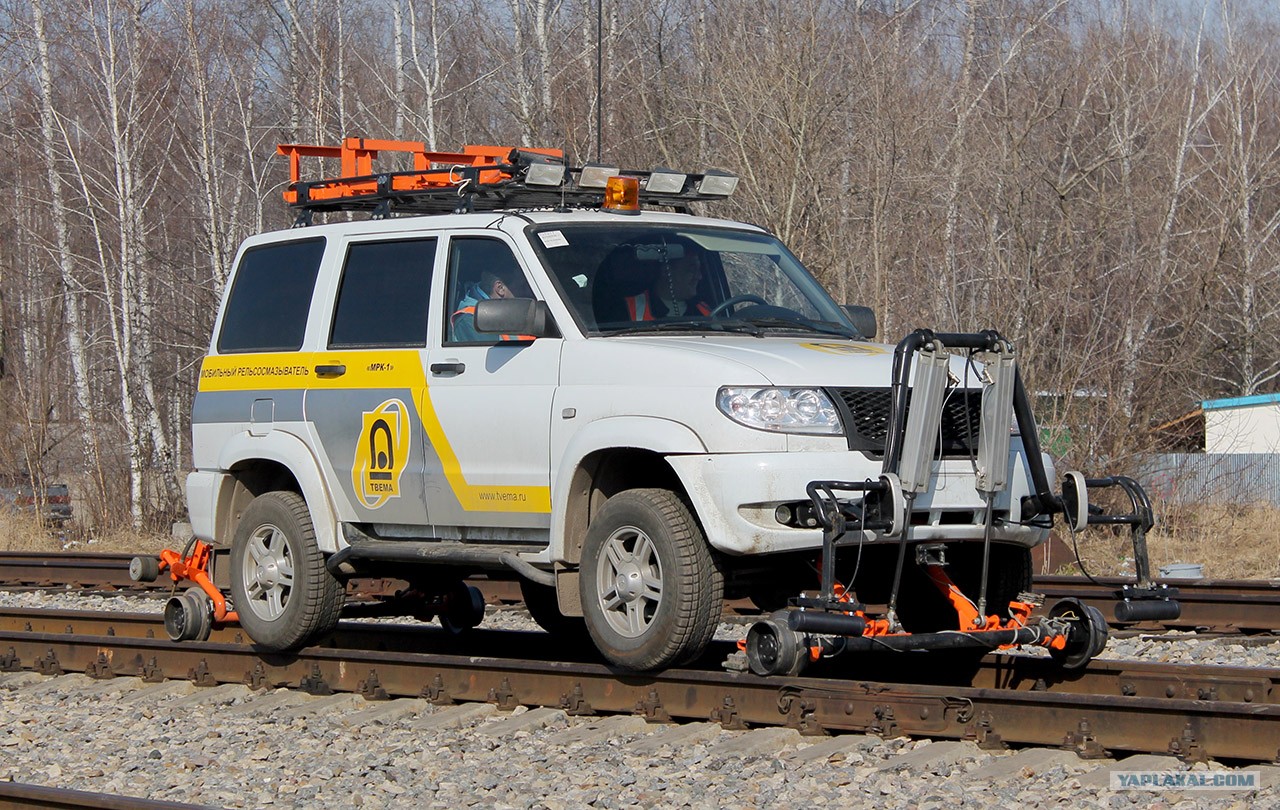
top-left (623, 242), bottom-right (711, 321)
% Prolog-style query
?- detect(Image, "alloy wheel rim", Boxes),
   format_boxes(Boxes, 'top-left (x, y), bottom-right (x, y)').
top-left (242, 523), bottom-right (294, 621)
top-left (595, 525), bottom-right (663, 638)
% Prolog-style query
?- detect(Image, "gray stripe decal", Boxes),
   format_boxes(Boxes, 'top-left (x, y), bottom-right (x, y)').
top-left (192, 390), bottom-right (306, 424)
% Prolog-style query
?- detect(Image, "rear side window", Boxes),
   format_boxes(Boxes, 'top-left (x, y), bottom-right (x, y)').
top-left (217, 238), bottom-right (326, 353)
top-left (329, 238), bottom-right (437, 348)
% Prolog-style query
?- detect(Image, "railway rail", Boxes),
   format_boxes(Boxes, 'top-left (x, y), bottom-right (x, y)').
top-left (3, 552), bottom-right (1278, 634)
top-left (1037, 574), bottom-right (1280, 634)
top-left (0, 782), bottom-right (214, 810)
top-left (1, 605), bottom-right (1278, 763)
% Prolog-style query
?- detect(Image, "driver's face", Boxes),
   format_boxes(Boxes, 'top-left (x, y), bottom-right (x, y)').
top-left (664, 255), bottom-right (702, 300)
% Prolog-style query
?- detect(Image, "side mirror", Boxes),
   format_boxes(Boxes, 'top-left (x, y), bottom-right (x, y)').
top-left (842, 304), bottom-right (876, 340)
top-left (474, 298), bottom-right (560, 339)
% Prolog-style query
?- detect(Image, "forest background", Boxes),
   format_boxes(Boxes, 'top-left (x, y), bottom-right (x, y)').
top-left (0, 0), bottom-right (1278, 572)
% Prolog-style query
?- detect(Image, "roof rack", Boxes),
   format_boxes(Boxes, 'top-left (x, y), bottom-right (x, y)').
top-left (277, 137), bottom-right (738, 226)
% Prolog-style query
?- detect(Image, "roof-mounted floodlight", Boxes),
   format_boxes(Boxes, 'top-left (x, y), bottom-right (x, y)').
top-left (578, 163), bottom-right (620, 189)
top-left (525, 163), bottom-right (567, 186)
top-left (603, 176), bottom-right (640, 213)
top-left (646, 168), bottom-right (687, 194)
top-left (696, 170), bottom-right (739, 197)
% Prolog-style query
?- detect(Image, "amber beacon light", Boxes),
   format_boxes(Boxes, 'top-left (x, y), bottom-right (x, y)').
top-left (603, 176), bottom-right (641, 212)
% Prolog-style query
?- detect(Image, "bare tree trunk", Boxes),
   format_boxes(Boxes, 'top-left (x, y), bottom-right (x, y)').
top-left (30, 0), bottom-right (108, 525)
top-left (393, 0), bottom-right (406, 137)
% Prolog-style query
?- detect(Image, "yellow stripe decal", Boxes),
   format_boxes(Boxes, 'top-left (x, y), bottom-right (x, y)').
top-left (199, 352), bottom-right (551, 513)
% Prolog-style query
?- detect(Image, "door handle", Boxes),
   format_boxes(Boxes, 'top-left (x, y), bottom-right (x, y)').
top-left (314, 364), bottom-right (346, 377)
top-left (430, 362), bottom-right (466, 375)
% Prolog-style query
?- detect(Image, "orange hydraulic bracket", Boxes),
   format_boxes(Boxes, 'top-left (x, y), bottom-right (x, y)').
top-left (278, 138), bottom-right (565, 205)
top-left (158, 541), bottom-right (237, 624)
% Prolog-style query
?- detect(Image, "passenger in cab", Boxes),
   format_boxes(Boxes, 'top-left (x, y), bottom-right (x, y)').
top-left (598, 239), bottom-right (711, 323)
top-left (451, 267), bottom-right (528, 342)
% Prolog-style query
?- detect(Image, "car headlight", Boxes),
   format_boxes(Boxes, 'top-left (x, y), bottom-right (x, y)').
top-left (716, 387), bottom-right (842, 435)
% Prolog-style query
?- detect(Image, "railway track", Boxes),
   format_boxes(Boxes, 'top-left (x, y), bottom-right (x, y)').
top-left (2, 605), bottom-right (1277, 763)
top-left (3, 551), bottom-right (1278, 635)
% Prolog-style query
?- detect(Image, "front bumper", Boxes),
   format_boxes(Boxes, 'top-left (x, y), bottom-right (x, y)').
top-left (666, 450), bottom-right (1050, 556)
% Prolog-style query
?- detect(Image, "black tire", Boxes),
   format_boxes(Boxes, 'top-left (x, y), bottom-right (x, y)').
top-left (440, 583), bottom-right (486, 634)
top-left (230, 491), bottom-right (344, 650)
top-left (579, 488), bottom-right (723, 670)
top-left (520, 578), bottom-right (588, 637)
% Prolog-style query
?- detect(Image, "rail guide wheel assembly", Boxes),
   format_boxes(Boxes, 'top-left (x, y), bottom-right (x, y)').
top-left (131, 540), bottom-right (237, 643)
top-left (742, 328), bottom-right (1174, 678)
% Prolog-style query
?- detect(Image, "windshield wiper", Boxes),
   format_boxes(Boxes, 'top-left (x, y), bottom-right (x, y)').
top-left (739, 316), bottom-right (859, 338)
top-left (603, 319), bottom-right (765, 337)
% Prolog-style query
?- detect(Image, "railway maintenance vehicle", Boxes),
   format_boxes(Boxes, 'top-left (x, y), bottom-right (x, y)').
top-left (135, 137), bottom-right (1178, 676)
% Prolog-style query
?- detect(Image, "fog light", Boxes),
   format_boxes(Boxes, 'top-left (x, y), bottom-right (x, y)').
top-left (646, 167), bottom-right (687, 194)
top-left (774, 504), bottom-right (794, 526)
top-left (697, 170), bottom-right (739, 196)
top-left (525, 163), bottom-right (566, 186)
top-left (578, 163), bottom-right (619, 188)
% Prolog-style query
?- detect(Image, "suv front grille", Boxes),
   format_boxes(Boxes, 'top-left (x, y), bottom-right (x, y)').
top-left (827, 387), bottom-right (983, 458)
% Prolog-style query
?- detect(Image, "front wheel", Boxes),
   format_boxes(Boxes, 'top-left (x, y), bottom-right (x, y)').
top-left (520, 578), bottom-right (588, 638)
top-left (230, 491), bottom-right (344, 650)
top-left (580, 488), bottom-right (723, 670)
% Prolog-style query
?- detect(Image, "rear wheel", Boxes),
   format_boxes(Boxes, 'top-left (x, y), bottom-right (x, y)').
top-left (580, 488), bottom-right (723, 670)
top-left (230, 491), bottom-right (344, 650)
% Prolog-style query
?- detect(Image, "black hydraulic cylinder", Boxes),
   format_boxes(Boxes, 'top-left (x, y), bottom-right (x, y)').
top-left (787, 610), bottom-right (867, 636)
top-left (832, 625), bottom-right (1046, 652)
top-left (1011, 368), bottom-right (1059, 517)
top-left (1114, 599), bottom-right (1182, 623)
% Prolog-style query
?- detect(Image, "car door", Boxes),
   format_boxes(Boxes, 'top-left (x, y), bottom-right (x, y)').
top-left (305, 236), bottom-right (437, 527)
top-left (424, 233), bottom-right (560, 535)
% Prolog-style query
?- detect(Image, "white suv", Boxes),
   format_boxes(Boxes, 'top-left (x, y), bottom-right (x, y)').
top-left (186, 141), bottom-right (1138, 671)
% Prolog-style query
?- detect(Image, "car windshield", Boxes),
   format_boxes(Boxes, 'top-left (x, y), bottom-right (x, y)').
top-left (528, 223), bottom-right (860, 337)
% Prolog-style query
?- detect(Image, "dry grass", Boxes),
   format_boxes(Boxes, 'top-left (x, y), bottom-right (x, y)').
top-left (1059, 502), bottom-right (1280, 580)
top-left (0, 509), bottom-right (171, 555)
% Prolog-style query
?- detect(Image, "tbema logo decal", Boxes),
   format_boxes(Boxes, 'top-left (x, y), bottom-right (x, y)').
top-left (352, 398), bottom-right (411, 508)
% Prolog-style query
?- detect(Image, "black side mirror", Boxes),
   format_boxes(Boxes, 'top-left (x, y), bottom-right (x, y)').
top-left (474, 299), bottom-right (560, 339)
top-left (841, 305), bottom-right (877, 340)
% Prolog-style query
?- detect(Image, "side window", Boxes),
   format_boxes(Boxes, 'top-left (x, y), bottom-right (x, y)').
top-left (445, 237), bottom-right (533, 344)
top-left (329, 238), bottom-right (437, 348)
top-left (217, 238), bottom-right (325, 353)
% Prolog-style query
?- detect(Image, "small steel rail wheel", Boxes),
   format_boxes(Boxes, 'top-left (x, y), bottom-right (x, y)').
top-left (164, 587), bottom-right (213, 642)
top-left (129, 555), bottom-right (160, 583)
top-left (440, 582), bottom-right (486, 634)
top-left (230, 490), bottom-right (343, 650)
top-left (580, 488), bottom-right (723, 670)
top-left (1047, 596), bottom-right (1110, 671)
top-left (746, 614), bottom-right (808, 676)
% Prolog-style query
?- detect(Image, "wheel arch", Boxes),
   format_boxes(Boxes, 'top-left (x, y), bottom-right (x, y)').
top-left (214, 431), bottom-right (340, 553)
top-left (551, 416), bottom-right (706, 565)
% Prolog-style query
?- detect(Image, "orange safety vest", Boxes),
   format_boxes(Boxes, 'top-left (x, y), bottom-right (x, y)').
top-left (625, 292), bottom-right (710, 321)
